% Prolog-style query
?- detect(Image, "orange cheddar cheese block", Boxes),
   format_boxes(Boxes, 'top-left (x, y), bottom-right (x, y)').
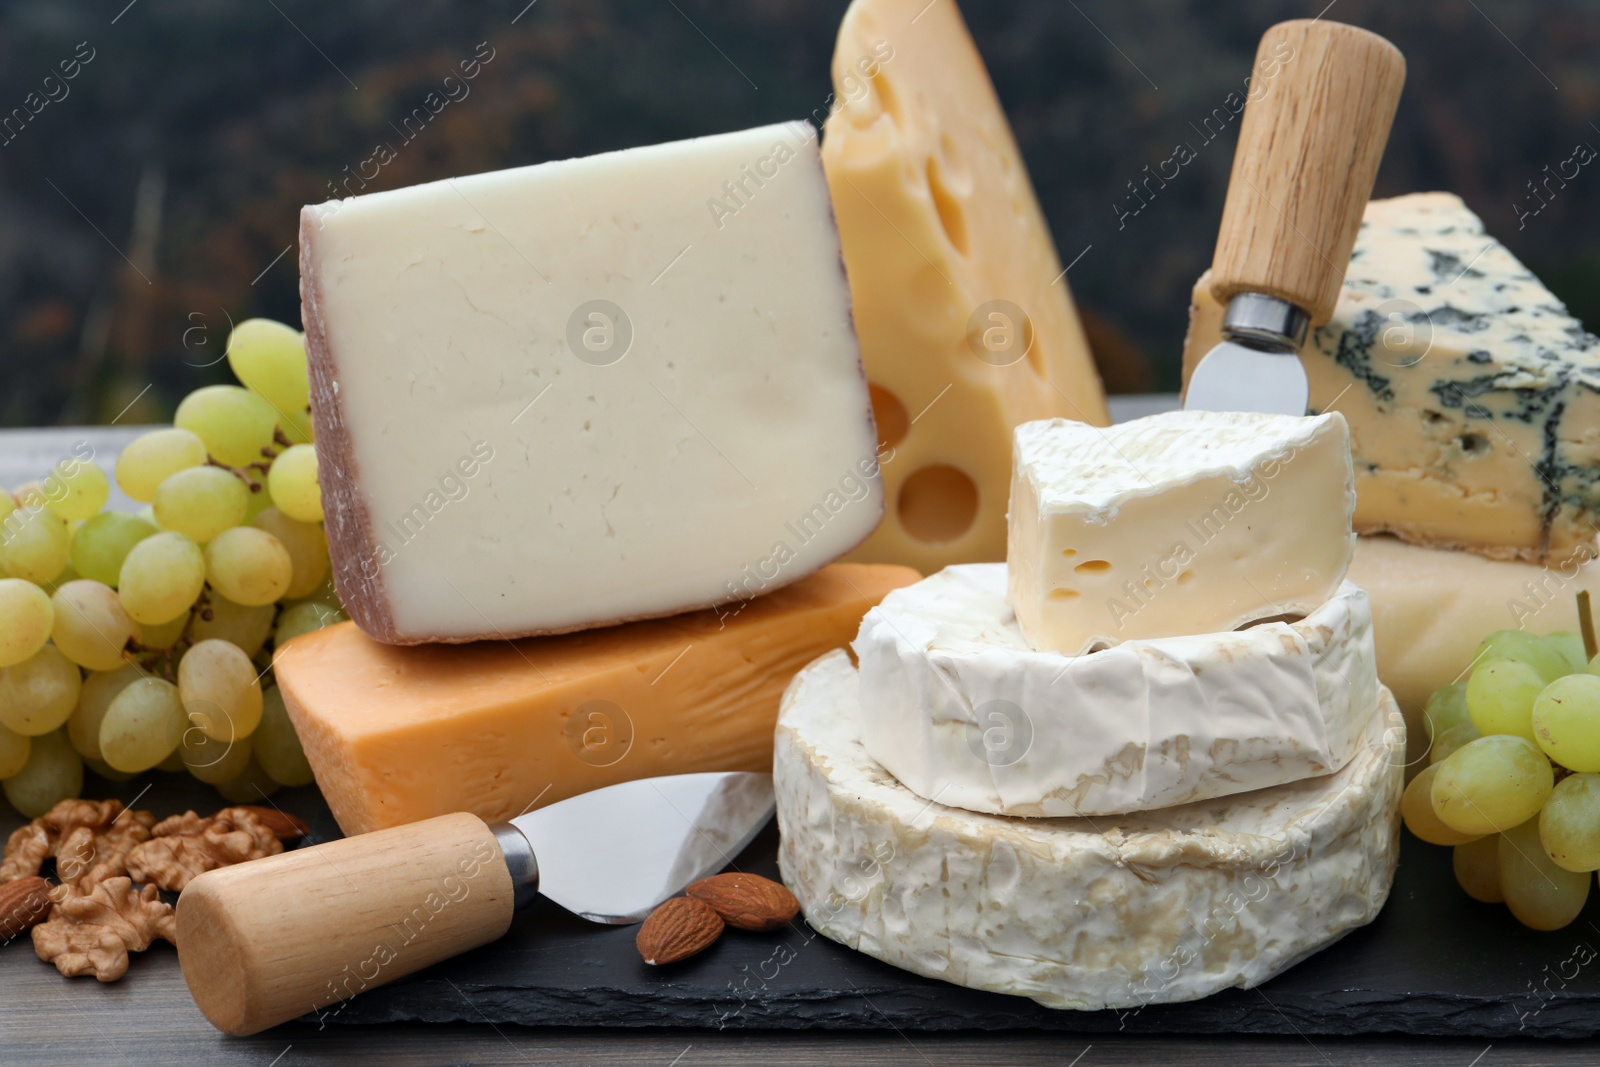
top-left (274, 563), bottom-right (918, 836)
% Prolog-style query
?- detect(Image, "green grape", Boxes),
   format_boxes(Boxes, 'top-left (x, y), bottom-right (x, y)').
top-left (39, 564), bottom-right (80, 596)
top-left (0, 578), bottom-right (53, 667)
top-left (1430, 721), bottom-right (1481, 766)
top-left (205, 527), bottom-right (292, 606)
top-left (70, 511), bottom-right (157, 586)
top-left (41, 459), bottom-right (109, 521)
top-left (118, 531), bottom-right (206, 625)
top-left (85, 757), bottom-right (136, 783)
top-left (190, 594), bottom-right (274, 658)
top-left (1432, 734), bottom-right (1554, 836)
top-left (99, 677), bottom-right (185, 773)
top-left (1453, 835), bottom-right (1504, 903)
top-left (1547, 632), bottom-right (1591, 675)
top-left (181, 723), bottom-right (253, 785)
top-left (253, 507), bottom-right (328, 599)
top-left (114, 427), bottom-right (208, 503)
top-left (274, 600), bottom-right (346, 648)
top-left (243, 481), bottom-right (274, 524)
top-left (1401, 763), bottom-right (1480, 845)
top-left (156, 746), bottom-right (186, 773)
top-left (214, 753), bottom-right (281, 803)
top-left (1531, 674), bottom-right (1600, 772)
top-left (0, 644), bottom-right (82, 736)
top-left (227, 318), bottom-right (310, 414)
top-left (50, 579), bottom-right (141, 672)
top-left (0, 487), bottom-right (14, 524)
top-left (68, 664), bottom-right (141, 761)
top-left (267, 444), bottom-right (323, 523)
top-left (280, 406), bottom-right (314, 446)
top-left (1467, 660), bottom-right (1544, 741)
top-left (174, 384), bottom-right (279, 469)
top-left (152, 465), bottom-right (248, 544)
top-left (1, 729), bottom-right (82, 818)
top-left (137, 611), bottom-right (189, 650)
top-left (286, 577), bottom-right (344, 613)
top-left (1474, 629), bottom-right (1570, 683)
top-left (0, 506), bottom-right (71, 584)
top-left (12, 482), bottom-right (47, 508)
top-left (0, 722), bottom-right (30, 777)
top-left (178, 638), bottom-right (263, 743)
top-left (1424, 683), bottom-right (1470, 740)
top-left (1540, 773), bottom-right (1600, 872)
top-left (1500, 816), bottom-right (1590, 930)
top-left (254, 685), bottom-right (314, 787)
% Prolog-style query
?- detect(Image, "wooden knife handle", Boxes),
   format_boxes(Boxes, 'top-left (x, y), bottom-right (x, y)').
top-left (176, 812), bottom-right (515, 1036)
top-left (1210, 19), bottom-right (1405, 324)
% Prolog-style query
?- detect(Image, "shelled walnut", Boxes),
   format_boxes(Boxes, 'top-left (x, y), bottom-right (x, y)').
top-left (31, 877), bottom-right (178, 982)
top-left (1, 798), bottom-right (311, 981)
top-left (126, 807), bottom-right (288, 892)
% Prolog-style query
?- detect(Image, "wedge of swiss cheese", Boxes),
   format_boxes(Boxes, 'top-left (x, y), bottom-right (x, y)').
top-left (823, 0), bottom-right (1109, 575)
top-left (275, 563), bottom-right (917, 836)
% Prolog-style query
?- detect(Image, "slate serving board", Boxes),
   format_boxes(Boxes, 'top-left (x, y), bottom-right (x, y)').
top-left (303, 807), bottom-right (1600, 1038)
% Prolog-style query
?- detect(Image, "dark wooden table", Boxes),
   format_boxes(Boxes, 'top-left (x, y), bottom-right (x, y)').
top-left (6, 413), bottom-right (1600, 1064)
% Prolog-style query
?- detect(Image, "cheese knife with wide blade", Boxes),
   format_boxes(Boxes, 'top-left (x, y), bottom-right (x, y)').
top-left (175, 771), bottom-right (775, 1035)
top-left (1184, 19), bottom-right (1405, 415)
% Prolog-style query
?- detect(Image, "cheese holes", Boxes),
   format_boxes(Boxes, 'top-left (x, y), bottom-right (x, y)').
top-left (869, 383), bottom-right (910, 450)
top-left (1060, 548), bottom-right (1077, 557)
top-left (1074, 559), bottom-right (1113, 575)
top-left (926, 156), bottom-right (969, 256)
top-left (1048, 588), bottom-right (1080, 600)
top-left (897, 465), bottom-right (978, 543)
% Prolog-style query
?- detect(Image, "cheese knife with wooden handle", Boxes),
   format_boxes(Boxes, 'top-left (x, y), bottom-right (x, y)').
top-left (175, 771), bottom-right (774, 1036)
top-left (1184, 19), bottom-right (1406, 415)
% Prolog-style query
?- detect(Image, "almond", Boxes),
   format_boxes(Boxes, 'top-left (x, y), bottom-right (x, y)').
top-left (686, 872), bottom-right (799, 932)
top-left (636, 896), bottom-right (723, 965)
top-left (0, 876), bottom-right (53, 941)
top-left (229, 806), bottom-right (311, 841)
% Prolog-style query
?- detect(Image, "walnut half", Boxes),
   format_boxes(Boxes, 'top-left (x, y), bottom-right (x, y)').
top-left (31, 877), bottom-right (177, 982)
top-left (125, 806), bottom-right (285, 892)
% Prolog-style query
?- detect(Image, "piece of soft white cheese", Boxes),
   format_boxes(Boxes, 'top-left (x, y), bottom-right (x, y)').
top-left (300, 122), bottom-right (883, 644)
top-left (776, 649), bottom-right (1404, 1012)
top-left (855, 564), bottom-right (1377, 817)
top-left (1006, 410), bottom-right (1356, 655)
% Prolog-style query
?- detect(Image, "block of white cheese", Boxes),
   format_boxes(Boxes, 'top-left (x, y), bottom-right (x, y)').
top-left (300, 122), bottom-right (882, 644)
top-left (855, 564), bottom-right (1377, 817)
top-left (823, 0), bottom-right (1109, 575)
top-left (776, 650), bottom-right (1404, 1011)
top-left (1183, 192), bottom-right (1600, 565)
top-left (1007, 411), bottom-right (1356, 654)
top-left (1349, 534), bottom-right (1600, 770)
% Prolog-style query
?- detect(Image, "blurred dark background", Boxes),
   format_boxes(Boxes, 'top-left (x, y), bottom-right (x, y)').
top-left (0, 0), bottom-right (1595, 424)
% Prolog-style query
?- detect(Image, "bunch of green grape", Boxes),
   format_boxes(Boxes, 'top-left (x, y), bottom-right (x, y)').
top-left (1402, 627), bottom-right (1600, 930)
top-left (0, 319), bottom-right (345, 818)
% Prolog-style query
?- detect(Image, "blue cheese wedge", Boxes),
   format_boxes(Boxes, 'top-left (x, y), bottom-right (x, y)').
top-left (776, 649), bottom-right (1405, 1011)
top-left (855, 565), bottom-right (1377, 817)
top-left (1007, 410), bottom-right (1356, 654)
top-left (1183, 192), bottom-right (1600, 564)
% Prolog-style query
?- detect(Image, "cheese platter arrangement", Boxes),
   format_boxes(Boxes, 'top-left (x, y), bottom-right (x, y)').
top-left (4, 0), bottom-right (1600, 1049)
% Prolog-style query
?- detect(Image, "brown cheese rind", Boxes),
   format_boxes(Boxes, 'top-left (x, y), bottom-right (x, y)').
top-left (299, 207), bottom-right (399, 644)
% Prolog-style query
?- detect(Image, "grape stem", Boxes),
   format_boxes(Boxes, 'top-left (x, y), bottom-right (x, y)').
top-left (273, 427), bottom-right (293, 448)
top-left (1579, 591), bottom-right (1597, 661)
top-left (206, 456), bottom-right (262, 492)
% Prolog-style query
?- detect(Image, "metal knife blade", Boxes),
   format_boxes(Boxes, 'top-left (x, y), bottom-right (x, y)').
top-left (500, 770), bottom-right (775, 924)
top-left (1185, 339), bottom-right (1309, 416)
